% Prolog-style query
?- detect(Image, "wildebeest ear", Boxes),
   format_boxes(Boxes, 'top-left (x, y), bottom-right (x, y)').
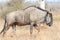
top-left (46, 13), bottom-right (53, 27)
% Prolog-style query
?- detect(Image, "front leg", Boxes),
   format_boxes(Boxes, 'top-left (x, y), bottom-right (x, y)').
top-left (37, 23), bottom-right (40, 33)
top-left (34, 22), bottom-right (40, 33)
top-left (30, 22), bottom-right (34, 36)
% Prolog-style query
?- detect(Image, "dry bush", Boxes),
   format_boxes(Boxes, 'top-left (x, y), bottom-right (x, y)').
top-left (0, 0), bottom-right (26, 19)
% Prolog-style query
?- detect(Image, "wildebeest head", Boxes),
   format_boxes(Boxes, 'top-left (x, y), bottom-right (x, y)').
top-left (45, 12), bottom-right (53, 26)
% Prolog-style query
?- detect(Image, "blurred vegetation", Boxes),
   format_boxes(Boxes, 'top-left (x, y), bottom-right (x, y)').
top-left (54, 15), bottom-right (60, 21)
top-left (0, 0), bottom-right (60, 20)
top-left (7, 0), bottom-right (25, 10)
top-left (0, 0), bottom-right (26, 19)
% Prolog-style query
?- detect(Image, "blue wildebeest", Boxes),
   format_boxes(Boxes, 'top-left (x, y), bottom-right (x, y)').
top-left (0, 6), bottom-right (53, 36)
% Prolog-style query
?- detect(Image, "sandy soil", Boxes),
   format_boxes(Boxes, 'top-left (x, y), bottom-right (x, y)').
top-left (0, 12), bottom-right (60, 40)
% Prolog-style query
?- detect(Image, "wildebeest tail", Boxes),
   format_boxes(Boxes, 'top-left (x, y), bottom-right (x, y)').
top-left (0, 17), bottom-right (6, 34)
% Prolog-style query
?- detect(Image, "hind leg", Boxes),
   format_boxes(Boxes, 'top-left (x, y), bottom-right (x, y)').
top-left (12, 25), bottom-right (16, 36)
top-left (12, 25), bottom-right (16, 32)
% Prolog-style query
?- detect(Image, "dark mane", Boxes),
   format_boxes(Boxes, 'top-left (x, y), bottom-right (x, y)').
top-left (23, 5), bottom-right (49, 12)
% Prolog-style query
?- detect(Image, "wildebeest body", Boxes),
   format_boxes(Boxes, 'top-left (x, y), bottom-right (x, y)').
top-left (6, 7), bottom-right (47, 26)
top-left (0, 7), bottom-right (53, 36)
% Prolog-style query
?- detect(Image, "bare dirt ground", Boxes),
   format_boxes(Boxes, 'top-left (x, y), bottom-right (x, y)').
top-left (0, 12), bottom-right (60, 40)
